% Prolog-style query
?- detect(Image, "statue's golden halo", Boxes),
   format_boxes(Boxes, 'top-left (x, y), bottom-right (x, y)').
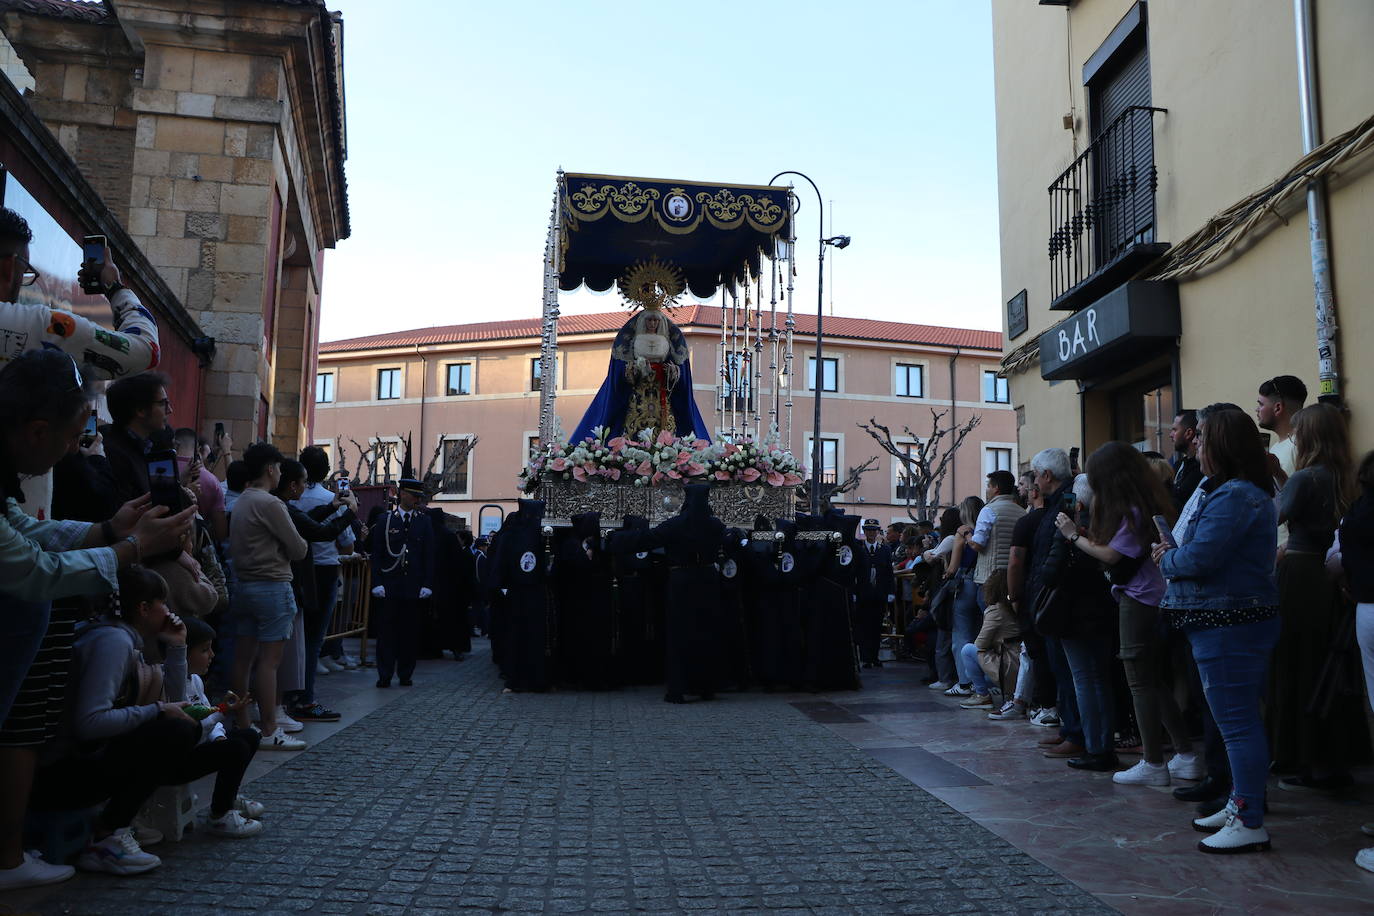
top-left (617, 256), bottom-right (685, 313)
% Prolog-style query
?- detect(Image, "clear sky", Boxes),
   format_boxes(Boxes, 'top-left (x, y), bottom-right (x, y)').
top-left (319, 0), bottom-right (1001, 342)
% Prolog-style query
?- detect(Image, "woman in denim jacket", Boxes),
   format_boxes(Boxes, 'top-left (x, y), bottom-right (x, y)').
top-left (1153, 407), bottom-right (1278, 855)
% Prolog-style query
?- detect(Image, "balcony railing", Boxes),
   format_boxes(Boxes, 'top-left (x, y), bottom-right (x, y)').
top-left (1048, 105), bottom-right (1167, 309)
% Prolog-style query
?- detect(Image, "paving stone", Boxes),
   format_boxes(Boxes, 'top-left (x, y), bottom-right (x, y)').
top-left (38, 645), bottom-right (1110, 915)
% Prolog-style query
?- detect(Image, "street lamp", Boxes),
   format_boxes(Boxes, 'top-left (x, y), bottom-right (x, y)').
top-left (769, 170), bottom-right (851, 515)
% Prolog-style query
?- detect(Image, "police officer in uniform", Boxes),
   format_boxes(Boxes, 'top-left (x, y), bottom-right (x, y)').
top-left (855, 518), bottom-right (896, 669)
top-left (368, 477), bottom-right (435, 687)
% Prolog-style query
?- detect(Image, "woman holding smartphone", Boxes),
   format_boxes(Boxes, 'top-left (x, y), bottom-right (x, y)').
top-left (1056, 442), bottom-right (1197, 787)
top-left (1151, 406), bottom-right (1279, 855)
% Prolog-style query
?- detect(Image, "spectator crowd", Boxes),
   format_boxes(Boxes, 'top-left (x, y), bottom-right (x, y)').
top-left (3, 199), bottom-right (1373, 893)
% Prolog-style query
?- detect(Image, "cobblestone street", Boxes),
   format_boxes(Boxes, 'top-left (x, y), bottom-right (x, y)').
top-left (23, 646), bottom-right (1108, 915)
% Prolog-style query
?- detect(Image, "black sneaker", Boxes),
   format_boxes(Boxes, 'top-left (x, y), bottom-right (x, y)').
top-left (289, 703), bottom-right (341, 722)
top-left (1278, 773), bottom-right (1353, 793)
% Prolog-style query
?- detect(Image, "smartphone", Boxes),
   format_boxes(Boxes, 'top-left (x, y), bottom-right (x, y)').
top-left (146, 449), bottom-right (186, 511)
top-left (1153, 514), bottom-right (1177, 549)
top-left (80, 235), bottom-right (106, 294)
top-left (214, 421), bottom-right (225, 441)
top-left (337, 475), bottom-right (351, 494)
top-left (1061, 491), bottom-right (1078, 515)
top-left (81, 409), bottom-right (98, 444)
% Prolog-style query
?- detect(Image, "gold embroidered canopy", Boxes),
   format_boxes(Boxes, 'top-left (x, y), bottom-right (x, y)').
top-left (557, 172), bottom-right (793, 299)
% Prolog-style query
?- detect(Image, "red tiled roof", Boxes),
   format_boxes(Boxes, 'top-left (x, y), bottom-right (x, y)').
top-left (321, 306), bottom-right (1002, 355)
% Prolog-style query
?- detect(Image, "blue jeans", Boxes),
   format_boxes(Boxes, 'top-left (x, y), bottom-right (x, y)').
top-left (1061, 631), bottom-right (1116, 755)
top-left (951, 577), bottom-right (981, 686)
top-left (1188, 615), bottom-right (1280, 828)
top-left (0, 597), bottom-right (50, 726)
top-left (959, 642), bottom-right (991, 693)
top-left (1043, 635), bottom-right (1084, 746)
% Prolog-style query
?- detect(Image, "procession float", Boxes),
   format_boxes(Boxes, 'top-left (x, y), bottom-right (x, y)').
top-left (524, 172), bottom-right (808, 528)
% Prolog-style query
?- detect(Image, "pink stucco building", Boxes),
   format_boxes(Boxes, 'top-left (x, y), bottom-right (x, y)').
top-left (313, 308), bottom-right (1014, 532)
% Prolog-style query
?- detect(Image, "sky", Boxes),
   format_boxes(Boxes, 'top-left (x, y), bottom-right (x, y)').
top-left (319, 0), bottom-right (1002, 342)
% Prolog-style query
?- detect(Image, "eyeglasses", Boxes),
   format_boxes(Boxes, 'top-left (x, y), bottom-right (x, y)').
top-left (7, 253), bottom-right (38, 287)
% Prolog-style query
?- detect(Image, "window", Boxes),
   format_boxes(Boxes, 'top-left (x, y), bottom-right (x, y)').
top-left (895, 363), bottom-right (924, 398)
top-left (723, 352), bottom-right (752, 412)
top-left (368, 437), bottom-right (402, 483)
top-left (525, 435), bottom-right (542, 462)
top-left (377, 368), bottom-right (401, 400)
top-left (530, 357), bottom-right (543, 392)
top-left (445, 363), bottom-right (471, 396)
top-left (805, 436), bottom-right (839, 485)
top-left (895, 442), bottom-right (919, 501)
top-left (984, 447), bottom-right (1013, 475)
top-left (983, 370), bottom-right (1009, 404)
top-left (315, 372), bottom-right (335, 404)
top-left (440, 437), bottom-right (472, 495)
top-left (807, 356), bottom-right (837, 392)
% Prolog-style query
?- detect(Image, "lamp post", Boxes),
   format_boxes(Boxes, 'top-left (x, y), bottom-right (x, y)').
top-left (769, 170), bottom-right (851, 515)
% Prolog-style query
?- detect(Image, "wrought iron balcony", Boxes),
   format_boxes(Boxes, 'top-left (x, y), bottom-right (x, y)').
top-left (1048, 105), bottom-right (1168, 310)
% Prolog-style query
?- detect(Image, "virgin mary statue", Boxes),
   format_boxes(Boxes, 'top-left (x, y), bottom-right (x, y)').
top-left (571, 258), bottom-right (711, 443)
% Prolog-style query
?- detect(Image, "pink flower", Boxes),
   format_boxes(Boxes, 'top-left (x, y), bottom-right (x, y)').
top-left (675, 451), bottom-right (691, 467)
top-left (550, 457), bottom-right (567, 471)
top-left (692, 439), bottom-right (709, 451)
top-left (666, 469), bottom-right (681, 480)
top-left (606, 467), bottom-right (622, 481)
top-left (684, 461), bottom-right (706, 476)
top-left (740, 467), bottom-right (761, 482)
top-left (635, 460), bottom-right (653, 476)
top-left (656, 429), bottom-right (676, 446)
top-left (608, 436), bottom-right (627, 452)
top-left (572, 465), bottom-right (587, 481)
top-left (715, 470), bottom-right (732, 481)
top-left (767, 471), bottom-right (785, 486)
top-left (782, 472), bottom-right (803, 486)
top-left (723, 442), bottom-right (739, 456)
top-left (652, 471), bottom-right (665, 484)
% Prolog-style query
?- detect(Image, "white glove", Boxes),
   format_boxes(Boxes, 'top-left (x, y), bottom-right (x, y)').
top-left (887, 594), bottom-right (895, 603)
top-left (418, 587), bottom-right (432, 599)
top-left (371, 585), bottom-right (385, 598)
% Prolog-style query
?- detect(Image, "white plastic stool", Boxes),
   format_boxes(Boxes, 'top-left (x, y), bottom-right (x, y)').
top-left (139, 785), bottom-right (198, 843)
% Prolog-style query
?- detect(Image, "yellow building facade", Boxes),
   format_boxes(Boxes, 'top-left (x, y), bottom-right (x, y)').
top-left (993, 0), bottom-right (1374, 459)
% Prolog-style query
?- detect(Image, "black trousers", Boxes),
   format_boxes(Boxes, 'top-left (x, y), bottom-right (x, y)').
top-left (375, 597), bottom-right (422, 683)
top-left (167, 727), bottom-right (260, 816)
top-left (855, 597), bottom-right (887, 664)
top-left (31, 716), bottom-right (200, 829)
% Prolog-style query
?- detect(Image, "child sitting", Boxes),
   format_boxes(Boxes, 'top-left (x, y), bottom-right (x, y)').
top-left (181, 616), bottom-right (264, 836)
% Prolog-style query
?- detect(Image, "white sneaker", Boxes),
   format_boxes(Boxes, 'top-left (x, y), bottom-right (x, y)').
top-left (315, 661), bottom-right (331, 676)
top-left (235, 795), bottom-right (265, 819)
top-left (322, 657), bottom-right (346, 673)
top-left (927, 680), bottom-right (952, 691)
top-left (1196, 803), bottom-right (1271, 854)
top-left (260, 729), bottom-right (307, 751)
top-left (340, 654), bottom-right (360, 669)
top-left (1168, 751), bottom-right (1205, 782)
top-left (943, 684), bottom-right (973, 697)
top-left (276, 707), bottom-right (304, 734)
top-left (0, 850), bottom-right (75, 890)
top-left (77, 827), bottom-right (161, 875)
top-left (1357, 847), bottom-right (1374, 874)
top-left (1031, 708), bottom-right (1061, 728)
top-left (129, 816), bottom-right (163, 847)
top-left (1113, 759), bottom-right (1170, 787)
top-left (987, 702), bottom-right (1026, 721)
top-left (205, 809), bottom-right (264, 838)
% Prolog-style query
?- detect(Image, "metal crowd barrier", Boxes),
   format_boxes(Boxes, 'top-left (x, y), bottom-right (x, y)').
top-left (326, 554), bottom-right (373, 664)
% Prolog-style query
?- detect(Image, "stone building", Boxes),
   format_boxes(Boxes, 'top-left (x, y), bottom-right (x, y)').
top-left (0, 0), bottom-right (348, 452)
top-left (314, 309), bottom-right (1015, 532)
top-left (992, 0), bottom-right (1374, 457)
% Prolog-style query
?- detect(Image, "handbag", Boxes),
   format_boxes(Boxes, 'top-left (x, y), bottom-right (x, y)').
top-left (928, 576), bottom-right (958, 630)
top-left (1032, 584), bottom-right (1071, 637)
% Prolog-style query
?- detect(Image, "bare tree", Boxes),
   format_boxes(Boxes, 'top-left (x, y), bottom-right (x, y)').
top-left (858, 408), bottom-right (982, 522)
top-left (422, 435), bottom-right (479, 498)
top-left (796, 455), bottom-right (878, 512)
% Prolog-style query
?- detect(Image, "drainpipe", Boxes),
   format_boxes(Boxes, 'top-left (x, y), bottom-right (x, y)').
top-left (948, 345), bottom-right (961, 503)
top-left (1294, 0), bottom-right (1342, 406)
top-left (415, 345), bottom-right (427, 472)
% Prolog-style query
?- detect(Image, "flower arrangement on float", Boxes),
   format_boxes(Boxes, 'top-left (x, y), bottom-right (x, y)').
top-left (519, 424), bottom-right (804, 494)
